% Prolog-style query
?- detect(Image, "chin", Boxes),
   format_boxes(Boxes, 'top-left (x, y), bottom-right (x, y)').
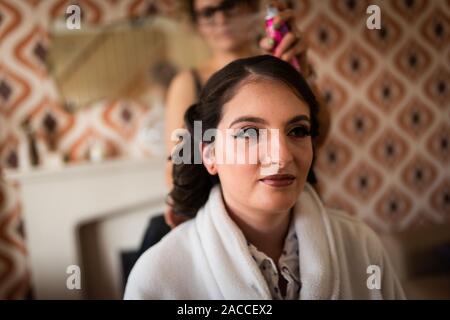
top-left (256, 190), bottom-right (298, 213)
top-left (214, 37), bottom-right (245, 52)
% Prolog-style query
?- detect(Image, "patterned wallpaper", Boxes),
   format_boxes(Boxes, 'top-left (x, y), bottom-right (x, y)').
top-left (0, 0), bottom-right (449, 299)
top-left (0, 0), bottom-right (175, 300)
top-left (297, 0), bottom-right (449, 233)
top-left (0, 0), bottom-right (175, 167)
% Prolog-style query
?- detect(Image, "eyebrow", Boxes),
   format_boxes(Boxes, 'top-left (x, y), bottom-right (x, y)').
top-left (228, 115), bottom-right (310, 128)
top-left (286, 115), bottom-right (311, 126)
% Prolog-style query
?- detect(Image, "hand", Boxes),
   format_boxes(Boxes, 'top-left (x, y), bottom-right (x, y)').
top-left (259, 4), bottom-right (310, 77)
top-left (259, 2), bottom-right (329, 148)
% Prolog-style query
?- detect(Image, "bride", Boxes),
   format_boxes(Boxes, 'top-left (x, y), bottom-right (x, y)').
top-left (124, 55), bottom-right (405, 300)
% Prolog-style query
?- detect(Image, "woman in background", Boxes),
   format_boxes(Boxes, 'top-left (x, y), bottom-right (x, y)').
top-left (125, 55), bottom-right (405, 299)
top-left (164, 0), bottom-right (330, 227)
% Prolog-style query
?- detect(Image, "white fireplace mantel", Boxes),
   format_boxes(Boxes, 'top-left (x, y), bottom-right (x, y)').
top-left (4, 156), bottom-right (167, 299)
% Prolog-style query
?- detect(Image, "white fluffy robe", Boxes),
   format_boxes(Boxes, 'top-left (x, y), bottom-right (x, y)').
top-left (124, 184), bottom-right (406, 300)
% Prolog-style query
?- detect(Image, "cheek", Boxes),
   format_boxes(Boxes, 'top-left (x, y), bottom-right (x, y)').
top-left (236, 139), bottom-right (260, 164)
top-left (215, 135), bottom-right (258, 186)
top-left (293, 141), bottom-right (314, 171)
top-left (216, 163), bottom-right (258, 198)
top-left (236, 19), bottom-right (254, 37)
top-left (215, 133), bottom-right (258, 165)
top-left (198, 25), bottom-right (214, 40)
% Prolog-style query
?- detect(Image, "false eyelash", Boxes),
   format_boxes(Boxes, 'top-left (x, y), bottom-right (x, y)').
top-left (232, 127), bottom-right (259, 139)
top-left (288, 126), bottom-right (312, 137)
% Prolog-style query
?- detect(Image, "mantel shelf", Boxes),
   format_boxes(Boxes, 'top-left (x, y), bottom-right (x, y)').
top-left (4, 154), bottom-right (167, 299)
top-left (4, 156), bottom-right (166, 184)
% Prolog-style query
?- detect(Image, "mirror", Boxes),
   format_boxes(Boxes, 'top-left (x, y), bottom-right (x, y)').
top-left (47, 16), bottom-right (211, 112)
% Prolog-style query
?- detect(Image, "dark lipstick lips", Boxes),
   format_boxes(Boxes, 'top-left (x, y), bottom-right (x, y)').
top-left (259, 174), bottom-right (296, 187)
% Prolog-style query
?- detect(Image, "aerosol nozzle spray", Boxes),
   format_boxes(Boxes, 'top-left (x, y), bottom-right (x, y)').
top-left (265, 6), bottom-right (301, 71)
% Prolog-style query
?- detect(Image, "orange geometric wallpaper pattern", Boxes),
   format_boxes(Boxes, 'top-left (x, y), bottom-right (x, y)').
top-left (0, 0), bottom-right (170, 166)
top-left (0, 0), bottom-right (174, 299)
top-left (296, 0), bottom-right (449, 233)
top-left (0, 0), bottom-right (449, 299)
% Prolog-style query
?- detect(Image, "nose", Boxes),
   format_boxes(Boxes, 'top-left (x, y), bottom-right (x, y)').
top-left (261, 130), bottom-right (294, 169)
top-left (275, 134), bottom-right (294, 169)
top-left (214, 10), bottom-right (228, 26)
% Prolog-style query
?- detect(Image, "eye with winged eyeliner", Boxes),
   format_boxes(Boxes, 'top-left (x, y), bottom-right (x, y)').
top-left (229, 115), bottom-right (311, 139)
top-left (228, 115), bottom-right (311, 128)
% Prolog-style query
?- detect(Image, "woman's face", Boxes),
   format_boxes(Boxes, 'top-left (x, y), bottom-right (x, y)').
top-left (207, 79), bottom-right (313, 216)
top-left (194, 0), bottom-right (256, 53)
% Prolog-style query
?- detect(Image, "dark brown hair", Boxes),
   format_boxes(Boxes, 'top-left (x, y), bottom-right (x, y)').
top-left (170, 55), bottom-right (320, 217)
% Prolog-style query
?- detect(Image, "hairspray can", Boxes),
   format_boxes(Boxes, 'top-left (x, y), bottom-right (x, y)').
top-left (265, 6), bottom-right (301, 71)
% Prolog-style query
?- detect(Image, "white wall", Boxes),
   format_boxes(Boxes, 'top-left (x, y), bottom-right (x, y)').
top-left (5, 156), bottom-right (167, 299)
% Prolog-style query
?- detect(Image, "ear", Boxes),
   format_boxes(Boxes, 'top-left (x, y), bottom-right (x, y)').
top-left (201, 142), bottom-right (218, 175)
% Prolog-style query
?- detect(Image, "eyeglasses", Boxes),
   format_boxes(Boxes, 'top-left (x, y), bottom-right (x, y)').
top-left (194, 0), bottom-right (245, 25)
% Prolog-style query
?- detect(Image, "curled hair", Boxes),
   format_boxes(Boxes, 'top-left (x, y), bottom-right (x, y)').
top-left (170, 55), bottom-right (320, 217)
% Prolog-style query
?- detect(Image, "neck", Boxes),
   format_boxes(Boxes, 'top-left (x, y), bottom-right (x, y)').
top-left (209, 44), bottom-right (257, 71)
top-left (223, 193), bottom-right (293, 263)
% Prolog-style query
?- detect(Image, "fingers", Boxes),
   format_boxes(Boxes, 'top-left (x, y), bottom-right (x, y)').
top-left (280, 43), bottom-right (307, 63)
top-left (274, 32), bottom-right (303, 57)
top-left (271, 9), bottom-right (295, 29)
top-left (261, 30), bottom-right (308, 69)
top-left (274, 32), bottom-right (295, 56)
top-left (262, 4), bottom-right (310, 73)
top-left (259, 37), bottom-right (275, 53)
